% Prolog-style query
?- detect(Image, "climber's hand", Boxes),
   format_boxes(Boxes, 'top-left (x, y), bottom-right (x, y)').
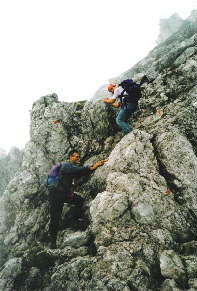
top-left (112, 103), bottom-right (120, 108)
top-left (96, 159), bottom-right (108, 166)
top-left (90, 159), bottom-right (108, 171)
top-left (102, 98), bottom-right (115, 104)
top-left (102, 98), bottom-right (110, 103)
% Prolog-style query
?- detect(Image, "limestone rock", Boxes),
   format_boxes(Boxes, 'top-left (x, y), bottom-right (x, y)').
top-left (0, 147), bottom-right (23, 197)
top-left (57, 229), bottom-right (90, 249)
top-left (160, 250), bottom-right (186, 281)
top-left (0, 11), bottom-right (196, 291)
top-left (182, 255), bottom-right (197, 279)
top-left (157, 13), bottom-right (183, 44)
top-left (0, 258), bottom-right (22, 291)
top-left (188, 278), bottom-right (197, 289)
top-left (160, 279), bottom-right (181, 291)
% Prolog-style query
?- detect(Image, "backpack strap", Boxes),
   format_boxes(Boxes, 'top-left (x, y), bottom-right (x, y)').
top-left (118, 88), bottom-right (130, 107)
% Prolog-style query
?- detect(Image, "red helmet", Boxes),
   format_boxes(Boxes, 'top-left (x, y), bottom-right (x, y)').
top-left (107, 84), bottom-right (116, 92)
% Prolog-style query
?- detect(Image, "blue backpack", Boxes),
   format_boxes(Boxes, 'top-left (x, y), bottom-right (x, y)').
top-left (47, 163), bottom-right (62, 185)
top-left (119, 76), bottom-right (149, 104)
top-left (118, 79), bottom-right (141, 104)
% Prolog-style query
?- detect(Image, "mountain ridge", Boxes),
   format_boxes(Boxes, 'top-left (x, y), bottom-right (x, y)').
top-left (0, 11), bottom-right (196, 291)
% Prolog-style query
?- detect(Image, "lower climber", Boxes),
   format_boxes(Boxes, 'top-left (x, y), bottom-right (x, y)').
top-left (47, 150), bottom-right (107, 248)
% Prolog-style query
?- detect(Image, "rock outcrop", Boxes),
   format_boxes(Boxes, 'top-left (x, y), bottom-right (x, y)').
top-left (0, 147), bottom-right (23, 197)
top-left (0, 11), bottom-right (196, 291)
top-left (0, 148), bottom-right (7, 158)
top-left (156, 13), bottom-right (183, 44)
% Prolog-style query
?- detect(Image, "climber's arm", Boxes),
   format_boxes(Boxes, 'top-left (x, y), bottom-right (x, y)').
top-left (102, 98), bottom-right (116, 104)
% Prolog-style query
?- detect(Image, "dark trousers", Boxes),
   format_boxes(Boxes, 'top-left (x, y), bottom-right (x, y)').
top-left (48, 185), bottom-right (84, 243)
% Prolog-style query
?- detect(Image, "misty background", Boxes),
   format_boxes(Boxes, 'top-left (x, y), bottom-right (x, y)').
top-left (0, 0), bottom-right (195, 152)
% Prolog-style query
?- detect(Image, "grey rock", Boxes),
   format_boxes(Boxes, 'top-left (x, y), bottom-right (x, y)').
top-left (0, 11), bottom-right (196, 291)
top-left (160, 279), bottom-right (181, 291)
top-left (0, 147), bottom-right (23, 197)
top-left (160, 250), bottom-right (186, 281)
top-left (182, 255), bottom-right (197, 279)
top-left (0, 258), bottom-right (22, 291)
top-left (0, 148), bottom-right (6, 158)
top-left (24, 267), bottom-right (42, 290)
top-left (157, 13), bottom-right (183, 44)
top-left (154, 130), bottom-right (197, 216)
top-left (188, 278), bottom-right (197, 289)
top-left (57, 229), bottom-right (90, 248)
top-left (131, 202), bottom-right (155, 224)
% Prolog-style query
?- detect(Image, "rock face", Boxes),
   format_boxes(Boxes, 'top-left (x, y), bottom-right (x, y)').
top-left (0, 148), bottom-right (6, 158)
top-left (0, 147), bottom-right (23, 197)
top-left (157, 13), bottom-right (183, 44)
top-left (0, 12), bottom-right (196, 291)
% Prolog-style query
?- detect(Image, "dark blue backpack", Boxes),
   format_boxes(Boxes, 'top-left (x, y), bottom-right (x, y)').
top-left (48, 164), bottom-right (61, 177)
top-left (119, 79), bottom-right (141, 104)
top-left (47, 163), bottom-right (62, 185)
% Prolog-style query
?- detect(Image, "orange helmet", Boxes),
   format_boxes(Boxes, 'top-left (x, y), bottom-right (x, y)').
top-left (107, 83), bottom-right (116, 92)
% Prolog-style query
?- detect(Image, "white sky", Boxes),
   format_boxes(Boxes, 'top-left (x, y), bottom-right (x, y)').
top-left (0, 0), bottom-right (196, 152)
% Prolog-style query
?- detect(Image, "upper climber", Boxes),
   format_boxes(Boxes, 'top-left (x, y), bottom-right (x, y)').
top-left (102, 76), bottom-right (148, 135)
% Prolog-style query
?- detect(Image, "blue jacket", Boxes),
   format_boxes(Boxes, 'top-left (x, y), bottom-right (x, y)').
top-left (47, 162), bottom-right (91, 193)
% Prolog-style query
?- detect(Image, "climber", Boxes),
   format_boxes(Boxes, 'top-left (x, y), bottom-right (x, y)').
top-left (102, 77), bottom-right (148, 134)
top-left (102, 82), bottom-right (137, 135)
top-left (47, 150), bottom-right (107, 248)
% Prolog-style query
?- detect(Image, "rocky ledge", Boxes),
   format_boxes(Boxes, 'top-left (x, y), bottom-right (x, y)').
top-left (0, 11), bottom-right (196, 291)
